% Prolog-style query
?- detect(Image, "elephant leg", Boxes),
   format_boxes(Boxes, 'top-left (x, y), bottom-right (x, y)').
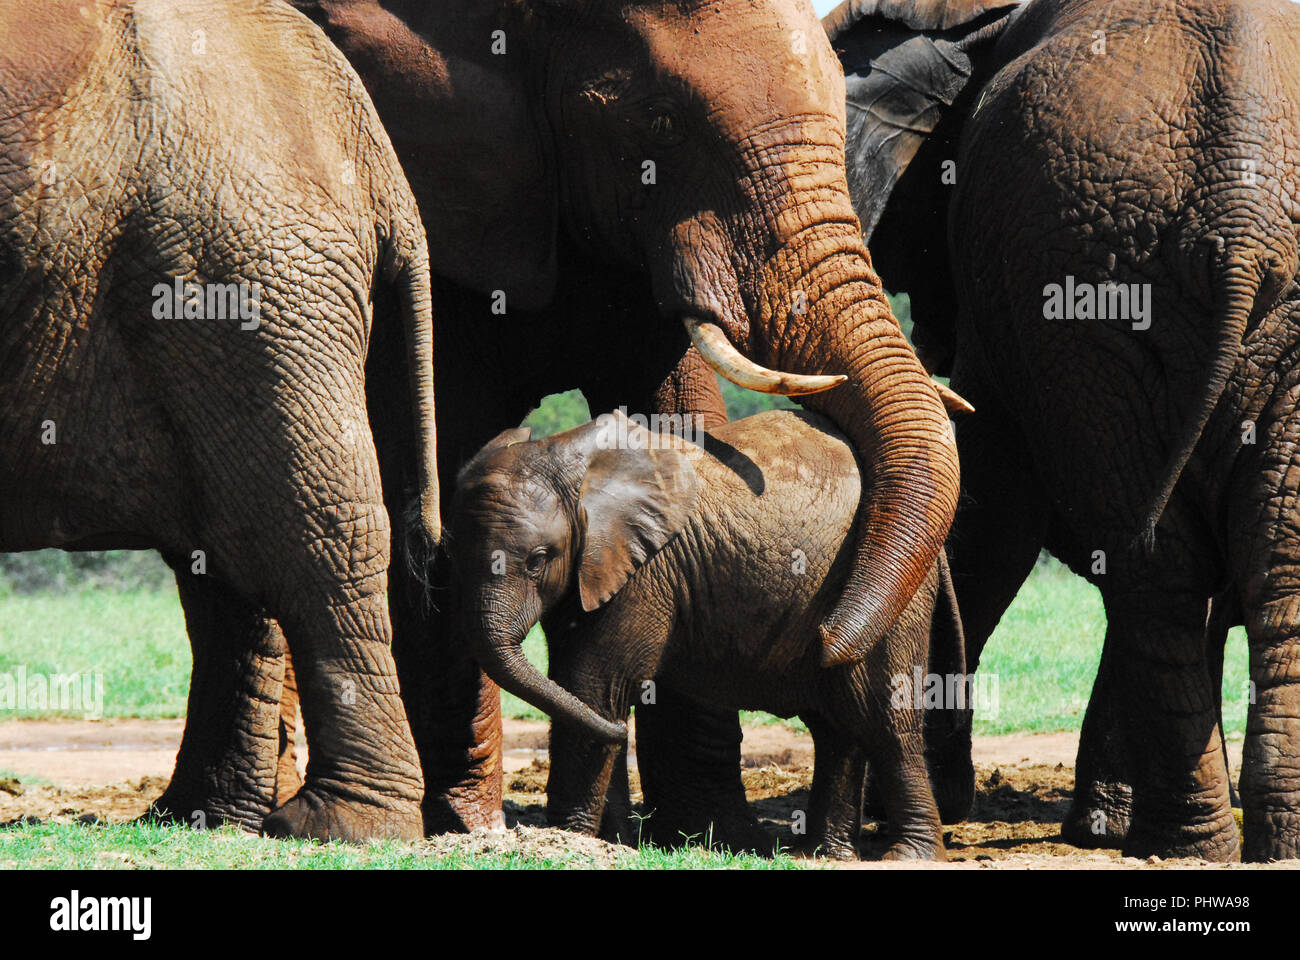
top-left (929, 375), bottom-right (1048, 819)
top-left (1237, 595), bottom-right (1300, 860)
top-left (391, 586), bottom-right (505, 834)
top-left (1063, 588), bottom-right (1238, 849)
top-left (254, 439), bottom-right (423, 840)
top-left (840, 670), bottom-right (944, 861)
top-left (541, 626), bottom-right (630, 839)
top-left (1061, 640), bottom-right (1132, 847)
top-left (545, 720), bottom-right (622, 837)
top-left (1230, 479), bottom-right (1300, 860)
top-left (1105, 587), bottom-right (1239, 861)
top-left (261, 550), bottom-right (425, 842)
top-left (149, 564), bottom-right (284, 832)
top-left (275, 650), bottom-right (303, 806)
top-left (797, 713), bottom-right (864, 861)
top-left (367, 299), bottom-right (539, 835)
top-left (597, 744), bottom-right (634, 845)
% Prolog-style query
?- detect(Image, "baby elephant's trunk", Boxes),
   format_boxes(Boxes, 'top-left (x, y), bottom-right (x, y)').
top-left (478, 638), bottom-right (627, 744)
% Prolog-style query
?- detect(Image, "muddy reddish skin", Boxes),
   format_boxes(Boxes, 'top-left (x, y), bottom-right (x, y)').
top-left (0, 0), bottom-right (439, 842)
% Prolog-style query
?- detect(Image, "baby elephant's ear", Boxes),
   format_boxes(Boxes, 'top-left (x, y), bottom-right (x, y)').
top-left (483, 426), bottom-right (532, 451)
top-left (577, 439), bottom-right (699, 612)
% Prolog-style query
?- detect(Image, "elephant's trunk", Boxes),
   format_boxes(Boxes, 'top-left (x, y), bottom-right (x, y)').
top-left (473, 630), bottom-right (627, 744)
top-left (748, 223), bottom-right (960, 666)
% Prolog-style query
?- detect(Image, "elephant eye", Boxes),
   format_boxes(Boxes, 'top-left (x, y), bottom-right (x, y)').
top-left (525, 547), bottom-right (550, 575)
top-left (644, 104), bottom-right (686, 146)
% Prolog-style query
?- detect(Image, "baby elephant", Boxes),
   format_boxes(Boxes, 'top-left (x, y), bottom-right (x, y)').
top-left (448, 409), bottom-right (948, 860)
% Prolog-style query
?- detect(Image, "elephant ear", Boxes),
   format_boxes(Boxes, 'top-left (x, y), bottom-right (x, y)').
top-left (288, 0), bottom-right (558, 309)
top-left (483, 426), bottom-right (532, 452)
top-left (576, 413), bottom-right (699, 612)
top-left (823, 0), bottom-right (1023, 242)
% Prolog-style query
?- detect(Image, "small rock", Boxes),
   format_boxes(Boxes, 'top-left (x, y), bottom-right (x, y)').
top-left (75, 813), bottom-right (101, 826)
top-left (0, 777), bottom-right (23, 796)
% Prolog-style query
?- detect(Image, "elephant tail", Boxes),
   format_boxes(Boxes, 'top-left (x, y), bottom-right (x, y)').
top-left (1135, 235), bottom-right (1294, 548)
top-left (386, 219), bottom-right (441, 573)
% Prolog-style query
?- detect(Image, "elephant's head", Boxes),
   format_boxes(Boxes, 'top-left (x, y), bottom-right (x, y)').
top-left (293, 0), bottom-right (964, 664)
top-left (445, 412), bottom-right (697, 742)
top-left (823, 0), bottom-right (1025, 374)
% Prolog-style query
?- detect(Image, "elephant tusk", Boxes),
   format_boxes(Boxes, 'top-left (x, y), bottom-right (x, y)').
top-left (684, 317), bottom-right (847, 396)
top-left (934, 380), bottom-right (975, 416)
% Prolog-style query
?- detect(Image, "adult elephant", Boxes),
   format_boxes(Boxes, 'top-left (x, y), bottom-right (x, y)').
top-left (267, 0), bottom-right (963, 846)
top-left (828, 0), bottom-right (1300, 860)
top-left (0, 0), bottom-right (439, 841)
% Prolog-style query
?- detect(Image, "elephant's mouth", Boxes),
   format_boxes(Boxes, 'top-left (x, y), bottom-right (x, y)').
top-left (681, 316), bottom-right (846, 397)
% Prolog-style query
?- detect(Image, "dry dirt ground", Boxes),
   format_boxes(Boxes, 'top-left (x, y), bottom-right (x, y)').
top-left (0, 718), bottom-right (1290, 869)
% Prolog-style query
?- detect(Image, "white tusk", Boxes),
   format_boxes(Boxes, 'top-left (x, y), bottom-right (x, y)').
top-left (684, 317), bottom-right (847, 397)
top-left (934, 381), bottom-right (975, 416)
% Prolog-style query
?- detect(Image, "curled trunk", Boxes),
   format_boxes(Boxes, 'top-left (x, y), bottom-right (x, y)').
top-left (735, 223), bottom-right (960, 665)
top-left (474, 634), bottom-right (627, 744)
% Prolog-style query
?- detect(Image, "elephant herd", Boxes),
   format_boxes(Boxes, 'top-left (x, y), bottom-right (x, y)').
top-left (0, 0), bottom-right (1296, 862)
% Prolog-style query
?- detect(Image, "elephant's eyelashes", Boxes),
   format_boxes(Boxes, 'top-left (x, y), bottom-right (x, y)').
top-left (650, 112), bottom-right (676, 137)
top-left (640, 101), bottom-right (687, 147)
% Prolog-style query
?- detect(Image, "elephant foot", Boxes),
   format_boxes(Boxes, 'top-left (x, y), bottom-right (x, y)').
top-left (1242, 811), bottom-right (1299, 863)
top-left (144, 783), bottom-right (270, 834)
top-left (1122, 814), bottom-right (1240, 863)
top-left (262, 786), bottom-right (423, 842)
top-left (791, 836), bottom-right (858, 861)
top-left (422, 788), bottom-right (505, 834)
top-left (882, 836), bottom-right (946, 862)
top-left (640, 808), bottom-right (775, 855)
top-left (1061, 780), bottom-right (1131, 849)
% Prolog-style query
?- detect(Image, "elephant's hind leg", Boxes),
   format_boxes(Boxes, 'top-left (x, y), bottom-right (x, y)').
top-left (259, 499), bottom-right (424, 843)
top-left (1230, 418), bottom-right (1300, 861)
top-left (148, 563), bottom-right (284, 832)
top-left (1105, 585), bottom-right (1239, 861)
top-left (796, 713), bottom-right (866, 861)
top-left (1061, 640), bottom-right (1132, 848)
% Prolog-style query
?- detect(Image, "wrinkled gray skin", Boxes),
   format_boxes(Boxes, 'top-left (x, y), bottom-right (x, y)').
top-left (829, 0), bottom-right (1300, 860)
top-left (0, 0), bottom-right (440, 841)
top-left (447, 410), bottom-right (949, 861)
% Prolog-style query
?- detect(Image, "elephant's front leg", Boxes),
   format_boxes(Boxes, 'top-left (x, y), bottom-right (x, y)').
top-left (149, 565), bottom-right (285, 832)
top-left (545, 721), bottom-right (624, 838)
top-left (933, 372), bottom-right (1048, 821)
top-left (542, 632), bottom-right (629, 839)
top-left (1106, 586), bottom-right (1239, 861)
top-left (390, 586), bottom-right (505, 833)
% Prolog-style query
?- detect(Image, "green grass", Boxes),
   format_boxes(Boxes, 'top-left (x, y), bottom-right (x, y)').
top-left (0, 552), bottom-right (1251, 739)
top-left (0, 821), bottom-right (805, 870)
top-left (973, 557), bottom-right (1250, 738)
top-left (0, 586), bottom-right (190, 718)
